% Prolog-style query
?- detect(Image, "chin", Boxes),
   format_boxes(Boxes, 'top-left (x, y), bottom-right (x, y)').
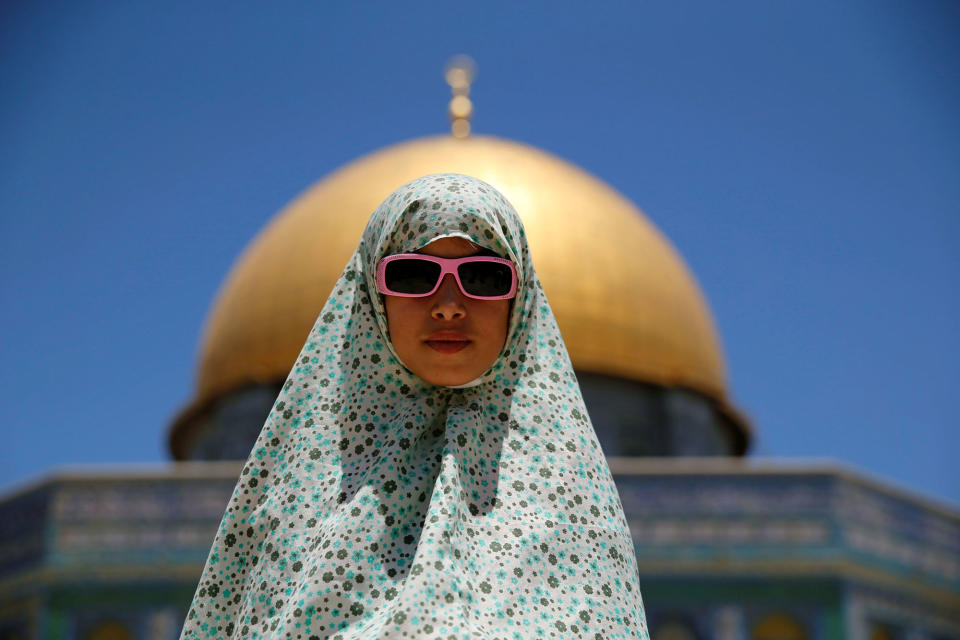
top-left (398, 345), bottom-right (497, 387)
top-left (420, 371), bottom-right (477, 387)
top-left (413, 361), bottom-right (484, 387)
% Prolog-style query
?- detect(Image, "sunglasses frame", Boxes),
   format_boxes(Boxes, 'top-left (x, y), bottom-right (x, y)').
top-left (375, 253), bottom-right (518, 300)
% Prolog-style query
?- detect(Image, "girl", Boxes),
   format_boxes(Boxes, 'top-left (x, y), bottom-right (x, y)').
top-left (181, 174), bottom-right (649, 639)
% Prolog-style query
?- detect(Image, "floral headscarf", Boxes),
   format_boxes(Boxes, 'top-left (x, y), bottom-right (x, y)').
top-left (181, 174), bottom-right (649, 639)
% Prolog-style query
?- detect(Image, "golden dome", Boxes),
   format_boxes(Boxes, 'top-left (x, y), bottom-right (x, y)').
top-left (171, 135), bottom-right (749, 456)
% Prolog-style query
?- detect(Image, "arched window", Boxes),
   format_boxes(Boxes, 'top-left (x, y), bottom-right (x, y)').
top-left (83, 621), bottom-right (133, 640)
top-left (752, 613), bottom-right (807, 640)
top-left (869, 623), bottom-right (896, 640)
top-left (654, 619), bottom-right (699, 640)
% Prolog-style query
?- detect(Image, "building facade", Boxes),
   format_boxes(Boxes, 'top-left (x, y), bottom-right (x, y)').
top-left (1, 461), bottom-right (957, 639)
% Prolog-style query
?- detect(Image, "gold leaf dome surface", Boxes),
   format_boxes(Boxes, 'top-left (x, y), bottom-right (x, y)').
top-left (173, 135), bottom-right (746, 454)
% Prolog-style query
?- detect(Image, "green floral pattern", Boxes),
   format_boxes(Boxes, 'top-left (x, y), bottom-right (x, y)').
top-left (181, 174), bottom-right (649, 639)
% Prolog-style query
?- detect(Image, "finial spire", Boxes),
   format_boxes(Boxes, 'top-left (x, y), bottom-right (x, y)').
top-left (445, 55), bottom-right (476, 138)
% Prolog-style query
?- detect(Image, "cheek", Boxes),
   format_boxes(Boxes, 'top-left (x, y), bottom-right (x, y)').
top-left (383, 297), bottom-right (415, 345)
top-left (475, 301), bottom-right (511, 346)
top-left (497, 302), bottom-right (511, 340)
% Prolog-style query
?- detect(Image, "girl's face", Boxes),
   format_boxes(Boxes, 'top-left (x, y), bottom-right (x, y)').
top-left (383, 237), bottom-right (512, 386)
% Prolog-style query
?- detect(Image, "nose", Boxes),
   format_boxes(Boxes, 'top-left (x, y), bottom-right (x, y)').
top-left (430, 274), bottom-right (467, 320)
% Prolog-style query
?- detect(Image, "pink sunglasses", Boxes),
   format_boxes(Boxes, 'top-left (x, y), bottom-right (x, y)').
top-left (375, 253), bottom-right (518, 300)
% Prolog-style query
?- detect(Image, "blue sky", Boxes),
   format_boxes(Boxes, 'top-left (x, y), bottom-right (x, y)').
top-left (1, 1), bottom-right (958, 506)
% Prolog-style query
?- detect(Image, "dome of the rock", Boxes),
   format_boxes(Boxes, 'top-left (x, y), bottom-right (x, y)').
top-left (170, 135), bottom-right (750, 458)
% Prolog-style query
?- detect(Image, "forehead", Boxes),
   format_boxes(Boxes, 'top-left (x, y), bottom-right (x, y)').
top-left (414, 236), bottom-right (482, 258)
top-left (368, 175), bottom-right (523, 269)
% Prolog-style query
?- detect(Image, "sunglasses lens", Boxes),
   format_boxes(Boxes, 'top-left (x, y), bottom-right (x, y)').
top-left (384, 259), bottom-right (442, 294)
top-left (458, 261), bottom-right (514, 297)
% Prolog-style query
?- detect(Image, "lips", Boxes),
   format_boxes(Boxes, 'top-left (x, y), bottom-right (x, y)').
top-left (424, 331), bottom-right (471, 354)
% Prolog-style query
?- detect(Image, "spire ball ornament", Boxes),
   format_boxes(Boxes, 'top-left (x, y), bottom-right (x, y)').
top-left (445, 55), bottom-right (476, 138)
